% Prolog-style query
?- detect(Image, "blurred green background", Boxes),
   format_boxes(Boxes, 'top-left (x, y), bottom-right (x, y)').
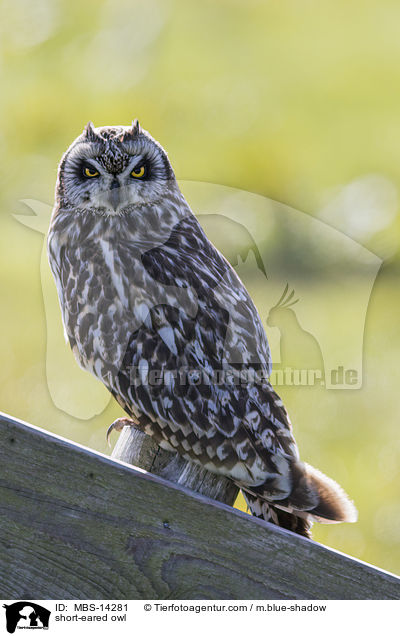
top-left (0, 0), bottom-right (399, 575)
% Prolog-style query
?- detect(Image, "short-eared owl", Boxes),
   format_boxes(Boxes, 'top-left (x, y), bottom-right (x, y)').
top-left (48, 121), bottom-right (357, 537)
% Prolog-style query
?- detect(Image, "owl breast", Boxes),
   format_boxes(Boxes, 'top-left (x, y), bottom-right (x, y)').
top-left (47, 206), bottom-right (200, 394)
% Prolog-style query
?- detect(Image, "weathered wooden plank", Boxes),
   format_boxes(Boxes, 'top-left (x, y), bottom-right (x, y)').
top-left (0, 412), bottom-right (399, 600)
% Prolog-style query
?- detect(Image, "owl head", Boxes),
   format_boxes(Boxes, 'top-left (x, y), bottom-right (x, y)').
top-left (56, 121), bottom-right (176, 215)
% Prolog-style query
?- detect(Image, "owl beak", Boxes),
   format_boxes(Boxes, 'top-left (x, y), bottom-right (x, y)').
top-left (109, 179), bottom-right (121, 212)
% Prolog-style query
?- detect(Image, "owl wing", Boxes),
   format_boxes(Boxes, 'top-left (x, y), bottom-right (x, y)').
top-left (114, 214), bottom-right (299, 496)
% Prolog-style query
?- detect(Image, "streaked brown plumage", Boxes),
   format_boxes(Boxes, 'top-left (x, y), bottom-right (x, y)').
top-left (47, 121), bottom-right (357, 537)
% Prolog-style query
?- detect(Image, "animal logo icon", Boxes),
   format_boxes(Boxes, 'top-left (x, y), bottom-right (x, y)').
top-left (3, 602), bottom-right (50, 634)
top-left (267, 284), bottom-right (324, 375)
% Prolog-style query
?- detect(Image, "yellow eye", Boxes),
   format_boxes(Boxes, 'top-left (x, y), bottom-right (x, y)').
top-left (84, 166), bottom-right (99, 178)
top-left (131, 165), bottom-right (145, 178)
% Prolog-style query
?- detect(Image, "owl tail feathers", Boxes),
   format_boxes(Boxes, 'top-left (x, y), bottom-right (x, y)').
top-left (242, 461), bottom-right (357, 538)
top-left (296, 462), bottom-right (358, 525)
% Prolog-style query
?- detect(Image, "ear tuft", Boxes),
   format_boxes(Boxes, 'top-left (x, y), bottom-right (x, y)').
top-left (131, 119), bottom-right (141, 136)
top-left (121, 119), bottom-right (141, 142)
top-left (83, 121), bottom-right (97, 141)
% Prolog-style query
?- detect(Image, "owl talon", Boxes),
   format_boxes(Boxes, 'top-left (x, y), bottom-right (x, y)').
top-left (106, 417), bottom-right (136, 446)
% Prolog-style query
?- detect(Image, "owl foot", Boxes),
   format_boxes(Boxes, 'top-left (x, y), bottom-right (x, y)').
top-left (106, 417), bottom-right (136, 446)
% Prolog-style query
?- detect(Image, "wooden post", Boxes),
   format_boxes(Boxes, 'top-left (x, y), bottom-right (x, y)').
top-left (111, 425), bottom-right (239, 506)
